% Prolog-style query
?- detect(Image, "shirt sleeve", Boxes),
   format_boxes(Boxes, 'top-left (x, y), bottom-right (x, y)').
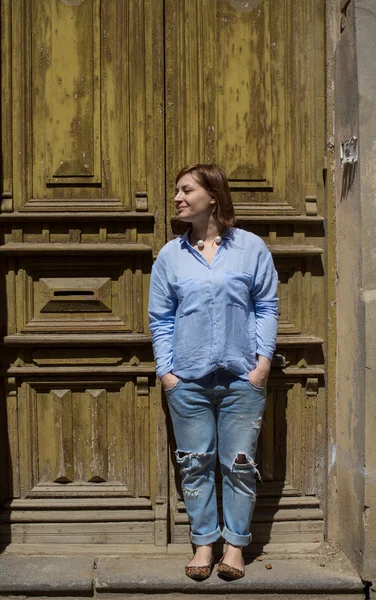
top-left (251, 245), bottom-right (279, 360)
top-left (148, 251), bottom-right (177, 378)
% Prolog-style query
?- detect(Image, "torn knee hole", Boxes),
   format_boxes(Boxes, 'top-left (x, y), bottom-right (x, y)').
top-left (231, 453), bottom-right (262, 480)
top-left (175, 450), bottom-right (206, 462)
top-left (235, 453), bottom-right (248, 465)
top-left (174, 450), bottom-right (211, 475)
top-left (233, 452), bottom-right (255, 468)
top-left (175, 450), bottom-right (189, 462)
top-left (182, 486), bottom-right (201, 498)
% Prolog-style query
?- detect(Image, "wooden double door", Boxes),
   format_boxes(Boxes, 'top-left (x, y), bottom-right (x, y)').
top-left (0, 0), bottom-right (326, 550)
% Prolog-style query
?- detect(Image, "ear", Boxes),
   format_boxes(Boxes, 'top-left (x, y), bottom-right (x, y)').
top-left (209, 198), bottom-right (216, 204)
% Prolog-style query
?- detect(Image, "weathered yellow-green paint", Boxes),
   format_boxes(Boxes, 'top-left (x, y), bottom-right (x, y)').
top-left (44, 0), bottom-right (100, 182)
top-left (216, 1), bottom-right (272, 182)
top-left (37, 389), bottom-right (73, 484)
top-left (0, 0), bottom-right (327, 550)
top-left (0, 0), bottom-right (13, 213)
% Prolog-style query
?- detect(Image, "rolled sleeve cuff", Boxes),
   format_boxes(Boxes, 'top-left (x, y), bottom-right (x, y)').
top-left (156, 365), bottom-right (173, 378)
top-left (256, 349), bottom-right (275, 361)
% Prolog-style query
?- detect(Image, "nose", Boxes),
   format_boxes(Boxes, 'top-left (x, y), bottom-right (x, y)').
top-left (174, 190), bottom-right (183, 203)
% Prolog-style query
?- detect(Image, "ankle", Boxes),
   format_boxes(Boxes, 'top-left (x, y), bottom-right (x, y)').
top-left (226, 543), bottom-right (243, 554)
top-left (195, 544), bottom-right (212, 551)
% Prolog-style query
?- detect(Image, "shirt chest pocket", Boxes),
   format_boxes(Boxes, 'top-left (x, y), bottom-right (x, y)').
top-left (173, 277), bottom-right (201, 316)
top-left (224, 269), bottom-right (253, 308)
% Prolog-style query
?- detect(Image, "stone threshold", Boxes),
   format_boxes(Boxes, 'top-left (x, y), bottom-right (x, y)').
top-left (0, 551), bottom-right (365, 598)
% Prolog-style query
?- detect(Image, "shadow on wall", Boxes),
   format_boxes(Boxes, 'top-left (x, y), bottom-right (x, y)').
top-left (341, 162), bottom-right (357, 200)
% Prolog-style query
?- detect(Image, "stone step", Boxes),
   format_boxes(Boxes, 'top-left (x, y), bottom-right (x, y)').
top-left (3, 540), bottom-right (324, 556)
top-left (0, 554), bottom-right (365, 598)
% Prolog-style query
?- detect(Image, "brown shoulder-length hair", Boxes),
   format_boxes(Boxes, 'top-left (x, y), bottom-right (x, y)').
top-left (175, 164), bottom-right (236, 228)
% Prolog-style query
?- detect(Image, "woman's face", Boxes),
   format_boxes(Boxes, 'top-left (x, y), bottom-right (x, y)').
top-left (174, 173), bottom-right (215, 224)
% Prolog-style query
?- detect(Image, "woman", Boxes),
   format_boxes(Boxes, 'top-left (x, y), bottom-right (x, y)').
top-left (148, 164), bottom-right (278, 580)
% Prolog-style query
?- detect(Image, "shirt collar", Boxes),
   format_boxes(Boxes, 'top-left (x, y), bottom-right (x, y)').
top-left (179, 230), bottom-right (190, 246)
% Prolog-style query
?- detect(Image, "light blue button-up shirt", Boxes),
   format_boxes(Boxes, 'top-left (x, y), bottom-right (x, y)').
top-left (148, 227), bottom-right (278, 381)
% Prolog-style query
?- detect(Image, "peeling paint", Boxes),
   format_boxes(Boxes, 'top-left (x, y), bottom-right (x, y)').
top-left (60, 0), bottom-right (85, 6)
top-left (363, 505), bottom-right (370, 528)
top-left (329, 443), bottom-right (337, 471)
top-left (225, 0), bottom-right (263, 12)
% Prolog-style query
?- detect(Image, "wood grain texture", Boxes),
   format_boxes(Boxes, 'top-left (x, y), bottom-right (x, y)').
top-left (0, 0), bottom-right (12, 210)
top-left (135, 378), bottom-right (150, 497)
top-left (3, 380), bottom-right (20, 498)
top-left (37, 389), bottom-right (73, 484)
top-left (6, 380), bottom-right (159, 504)
top-left (36, 0), bottom-right (101, 183)
top-left (0, 243), bottom-right (151, 254)
top-left (5, 521), bottom-right (155, 544)
top-left (3, 256), bottom-right (154, 335)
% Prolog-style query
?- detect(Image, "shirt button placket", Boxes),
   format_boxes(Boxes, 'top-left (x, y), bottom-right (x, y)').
top-left (210, 267), bottom-right (218, 363)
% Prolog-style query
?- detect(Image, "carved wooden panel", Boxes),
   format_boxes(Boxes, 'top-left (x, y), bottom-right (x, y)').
top-left (5, 256), bottom-right (149, 334)
top-left (10, 0), bottom-right (164, 216)
top-left (165, 0), bottom-right (325, 218)
top-left (8, 379), bottom-right (153, 498)
top-left (35, 0), bottom-right (101, 184)
top-left (1, 372), bottom-right (169, 546)
top-left (275, 259), bottom-right (304, 335)
top-left (257, 382), bottom-right (325, 494)
top-left (31, 349), bottom-right (124, 366)
top-left (166, 1), bottom-right (272, 185)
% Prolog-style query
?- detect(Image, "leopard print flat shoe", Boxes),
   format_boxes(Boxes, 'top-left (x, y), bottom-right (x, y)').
top-left (185, 556), bottom-right (214, 580)
top-left (216, 555), bottom-right (245, 580)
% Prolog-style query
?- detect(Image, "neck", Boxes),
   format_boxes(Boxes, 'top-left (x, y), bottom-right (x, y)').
top-left (190, 220), bottom-right (222, 244)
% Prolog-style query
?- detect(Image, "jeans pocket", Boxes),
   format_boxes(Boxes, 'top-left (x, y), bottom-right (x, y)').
top-left (246, 379), bottom-right (266, 392)
top-left (164, 378), bottom-right (182, 394)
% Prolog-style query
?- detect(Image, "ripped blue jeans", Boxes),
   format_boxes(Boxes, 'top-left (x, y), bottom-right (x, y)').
top-left (165, 369), bottom-right (267, 547)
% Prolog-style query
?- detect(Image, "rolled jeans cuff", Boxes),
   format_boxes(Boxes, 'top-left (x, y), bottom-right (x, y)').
top-left (222, 525), bottom-right (252, 547)
top-left (190, 526), bottom-right (222, 546)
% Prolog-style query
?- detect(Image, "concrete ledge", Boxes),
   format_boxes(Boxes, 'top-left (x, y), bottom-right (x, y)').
top-left (95, 556), bottom-right (364, 595)
top-left (0, 556), bottom-right (94, 595)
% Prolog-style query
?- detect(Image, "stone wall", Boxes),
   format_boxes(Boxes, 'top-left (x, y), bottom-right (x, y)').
top-left (333, 0), bottom-right (376, 581)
